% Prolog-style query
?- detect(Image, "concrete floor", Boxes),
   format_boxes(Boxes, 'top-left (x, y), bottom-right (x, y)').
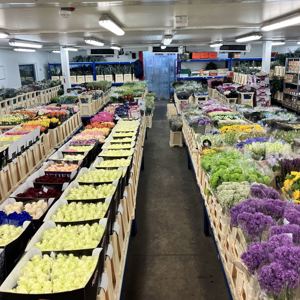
top-left (122, 101), bottom-right (228, 300)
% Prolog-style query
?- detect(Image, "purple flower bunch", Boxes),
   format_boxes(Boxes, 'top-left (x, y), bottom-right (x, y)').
top-left (236, 137), bottom-right (269, 149)
top-left (242, 234), bottom-right (300, 296)
top-left (198, 116), bottom-right (211, 126)
top-left (270, 224), bottom-right (300, 244)
top-left (230, 198), bottom-right (286, 227)
top-left (242, 234), bottom-right (294, 273)
top-left (284, 204), bottom-right (300, 226)
top-left (237, 212), bottom-right (275, 241)
top-left (250, 184), bottom-right (281, 200)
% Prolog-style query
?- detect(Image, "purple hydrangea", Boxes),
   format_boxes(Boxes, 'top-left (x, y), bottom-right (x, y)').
top-left (237, 212), bottom-right (275, 241)
top-left (270, 224), bottom-right (300, 244)
top-left (250, 184), bottom-right (281, 200)
top-left (258, 262), bottom-right (300, 296)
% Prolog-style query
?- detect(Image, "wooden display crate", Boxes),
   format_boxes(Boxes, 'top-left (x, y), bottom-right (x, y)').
top-left (169, 131), bottom-right (183, 147)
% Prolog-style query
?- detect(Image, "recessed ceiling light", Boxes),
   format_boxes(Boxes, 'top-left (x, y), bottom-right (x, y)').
top-left (63, 47), bottom-right (78, 52)
top-left (235, 33), bottom-right (262, 43)
top-left (262, 13), bottom-right (300, 31)
top-left (111, 45), bottom-right (121, 51)
top-left (13, 48), bottom-right (36, 52)
top-left (9, 39), bottom-right (42, 48)
top-left (99, 15), bottom-right (125, 36)
top-left (0, 32), bottom-right (9, 39)
top-left (272, 41), bottom-right (286, 46)
top-left (84, 38), bottom-right (104, 47)
top-left (210, 41), bottom-right (223, 48)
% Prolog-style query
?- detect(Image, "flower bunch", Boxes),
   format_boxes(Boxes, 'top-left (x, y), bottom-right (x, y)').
top-left (282, 172), bottom-right (300, 203)
top-left (220, 124), bottom-right (264, 134)
top-left (216, 181), bottom-right (250, 210)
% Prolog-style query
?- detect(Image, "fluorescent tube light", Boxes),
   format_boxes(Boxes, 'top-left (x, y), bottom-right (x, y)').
top-left (0, 32), bottom-right (8, 39)
top-left (162, 35), bottom-right (173, 45)
top-left (262, 13), bottom-right (300, 32)
top-left (52, 50), bottom-right (60, 53)
top-left (297, 41), bottom-right (300, 45)
top-left (210, 41), bottom-right (223, 48)
top-left (63, 47), bottom-right (78, 52)
top-left (111, 45), bottom-right (121, 51)
top-left (235, 33), bottom-right (262, 43)
top-left (272, 41), bottom-right (286, 46)
top-left (161, 45), bottom-right (166, 49)
top-left (9, 39), bottom-right (42, 48)
top-left (13, 48), bottom-right (36, 52)
top-left (99, 15), bottom-right (125, 36)
top-left (84, 38), bottom-right (104, 47)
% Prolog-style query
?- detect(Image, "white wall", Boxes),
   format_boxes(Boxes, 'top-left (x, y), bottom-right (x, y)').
top-left (0, 49), bottom-right (50, 89)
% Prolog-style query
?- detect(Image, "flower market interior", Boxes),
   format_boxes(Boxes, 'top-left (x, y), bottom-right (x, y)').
top-left (3, 0), bottom-right (300, 299)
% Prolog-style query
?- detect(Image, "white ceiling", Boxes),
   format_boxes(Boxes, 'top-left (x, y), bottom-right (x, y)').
top-left (0, 0), bottom-right (300, 50)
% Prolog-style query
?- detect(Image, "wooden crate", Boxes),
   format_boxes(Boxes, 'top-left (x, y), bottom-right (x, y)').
top-left (169, 131), bottom-right (183, 147)
top-left (166, 104), bottom-right (177, 119)
top-left (145, 114), bottom-right (153, 128)
top-left (115, 74), bottom-right (124, 83)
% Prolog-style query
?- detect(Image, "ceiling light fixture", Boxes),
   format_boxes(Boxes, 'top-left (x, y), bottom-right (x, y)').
top-left (9, 39), bottom-right (42, 48)
top-left (262, 12), bottom-right (300, 32)
top-left (63, 47), bottom-right (78, 52)
top-left (13, 48), bottom-right (36, 52)
top-left (111, 45), bottom-right (121, 51)
top-left (161, 45), bottom-right (166, 49)
top-left (210, 41), bottom-right (223, 48)
top-left (52, 50), bottom-right (60, 54)
top-left (0, 32), bottom-right (9, 39)
top-left (162, 34), bottom-right (173, 45)
top-left (235, 33), bottom-right (262, 43)
top-left (272, 41), bottom-right (286, 46)
top-left (84, 38), bottom-right (104, 47)
top-left (99, 15), bottom-right (125, 36)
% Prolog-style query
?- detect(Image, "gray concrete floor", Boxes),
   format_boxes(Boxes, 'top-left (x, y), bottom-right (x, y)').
top-left (122, 101), bottom-right (228, 300)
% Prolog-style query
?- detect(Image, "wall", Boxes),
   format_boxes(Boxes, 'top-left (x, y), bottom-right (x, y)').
top-left (0, 49), bottom-right (50, 89)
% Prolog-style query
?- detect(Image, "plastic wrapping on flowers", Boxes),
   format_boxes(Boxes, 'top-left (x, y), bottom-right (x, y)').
top-left (169, 116), bottom-right (183, 132)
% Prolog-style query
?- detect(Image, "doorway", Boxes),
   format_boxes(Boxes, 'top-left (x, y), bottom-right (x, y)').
top-left (19, 64), bottom-right (36, 85)
top-left (143, 52), bottom-right (177, 100)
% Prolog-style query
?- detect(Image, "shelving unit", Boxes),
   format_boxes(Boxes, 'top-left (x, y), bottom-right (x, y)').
top-left (282, 58), bottom-right (300, 112)
top-left (176, 57), bottom-right (274, 81)
top-left (48, 61), bottom-right (135, 83)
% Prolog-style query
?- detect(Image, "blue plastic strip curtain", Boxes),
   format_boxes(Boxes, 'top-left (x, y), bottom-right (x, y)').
top-left (143, 51), bottom-right (177, 100)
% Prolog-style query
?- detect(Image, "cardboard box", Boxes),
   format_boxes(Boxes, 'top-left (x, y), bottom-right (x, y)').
top-left (0, 248), bottom-right (102, 300)
top-left (25, 219), bottom-right (108, 253)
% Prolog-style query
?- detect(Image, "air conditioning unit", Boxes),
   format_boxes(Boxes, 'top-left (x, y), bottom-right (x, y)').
top-left (219, 44), bottom-right (251, 52)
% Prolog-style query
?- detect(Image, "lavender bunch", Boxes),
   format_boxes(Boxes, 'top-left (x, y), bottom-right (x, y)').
top-left (270, 224), bottom-right (300, 244)
top-left (237, 212), bottom-right (275, 242)
top-left (250, 184), bottom-right (281, 200)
